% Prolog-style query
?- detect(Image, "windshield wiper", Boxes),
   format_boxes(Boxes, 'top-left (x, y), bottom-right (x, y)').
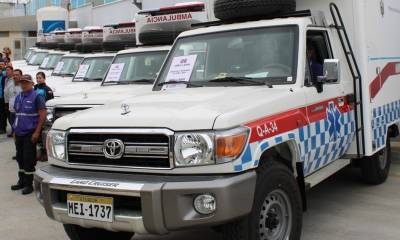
top-left (118, 79), bottom-right (155, 84)
top-left (206, 77), bottom-right (272, 87)
top-left (157, 81), bottom-right (203, 88)
top-left (82, 77), bottom-right (103, 81)
top-left (60, 73), bottom-right (75, 77)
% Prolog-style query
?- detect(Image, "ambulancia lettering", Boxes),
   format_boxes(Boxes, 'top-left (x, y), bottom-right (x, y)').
top-left (109, 27), bottom-right (135, 34)
top-left (146, 13), bottom-right (193, 23)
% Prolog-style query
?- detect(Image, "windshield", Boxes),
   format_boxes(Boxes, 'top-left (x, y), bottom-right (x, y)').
top-left (28, 52), bottom-right (48, 65)
top-left (103, 51), bottom-right (168, 85)
top-left (39, 54), bottom-right (64, 69)
top-left (73, 57), bottom-right (114, 82)
top-left (155, 26), bottom-right (298, 90)
top-left (52, 57), bottom-right (84, 77)
top-left (24, 49), bottom-right (33, 60)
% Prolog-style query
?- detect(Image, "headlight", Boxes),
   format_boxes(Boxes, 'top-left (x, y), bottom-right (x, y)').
top-left (46, 107), bottom-right (55, 123)
top-left (174, 133), bottom-right (214, 167)
top-left (46, 130), bottom-right (66, 161)
top-left (174, 127), bottom-right (249, 167)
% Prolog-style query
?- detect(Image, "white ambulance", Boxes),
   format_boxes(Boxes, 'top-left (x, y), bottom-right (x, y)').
top-left (35, 0), bottom-right (400, 239)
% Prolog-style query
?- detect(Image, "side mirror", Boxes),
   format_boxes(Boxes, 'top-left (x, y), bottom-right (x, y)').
top-left (322, 59), bottom-right (340, 83)
top-left (315, 59), bottom-right (340, 93)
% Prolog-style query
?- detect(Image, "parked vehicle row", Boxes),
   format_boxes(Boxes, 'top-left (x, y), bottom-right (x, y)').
top-left (33, 0), bottom-right (400, 240)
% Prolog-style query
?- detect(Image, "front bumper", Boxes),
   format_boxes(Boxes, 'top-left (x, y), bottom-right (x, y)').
top-left (34, 165), bottom-right (256, 234)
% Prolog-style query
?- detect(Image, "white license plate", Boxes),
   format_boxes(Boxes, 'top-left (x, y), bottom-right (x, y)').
top-left (67, 194), bottom-right (114, 223)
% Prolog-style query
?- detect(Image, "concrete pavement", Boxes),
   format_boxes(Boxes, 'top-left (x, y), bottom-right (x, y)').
top-left (1, 136), bottom-right (400, 240)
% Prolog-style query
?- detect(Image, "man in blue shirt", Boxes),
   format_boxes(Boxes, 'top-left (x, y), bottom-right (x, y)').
top-left (11, 74), bottom-right (46, 195)
top-left (0, 60), bottom-right (6, 133)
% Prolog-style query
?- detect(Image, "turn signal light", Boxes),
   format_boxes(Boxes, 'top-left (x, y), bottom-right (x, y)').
top-left (216, 131), bottom-right (247, 161)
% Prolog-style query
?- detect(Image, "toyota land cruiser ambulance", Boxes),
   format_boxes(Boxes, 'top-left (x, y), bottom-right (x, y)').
top-left (35, 0), bottom-right (400, 239)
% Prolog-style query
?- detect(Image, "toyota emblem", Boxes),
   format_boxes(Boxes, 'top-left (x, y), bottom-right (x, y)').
top-left (103, 139), bottom-right (125, 159)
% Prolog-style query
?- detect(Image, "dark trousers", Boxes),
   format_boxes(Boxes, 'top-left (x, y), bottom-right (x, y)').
top-left (0, 98), bottom-right (6, 131)
top-left (8, 112), bottom-right (15, 133)
top-left (15, 134), bottom-right (37, 187)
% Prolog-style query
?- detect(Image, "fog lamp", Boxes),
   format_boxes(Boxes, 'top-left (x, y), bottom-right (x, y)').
top-left (194, 194), bottom-right (216, 215)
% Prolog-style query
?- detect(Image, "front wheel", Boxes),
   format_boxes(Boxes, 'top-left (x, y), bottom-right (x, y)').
top-left (361, 135), bottom-right (391, 185)
top-left (222, 161), bottom-right (303, 240)
top-left (63, 224), bottom-right (134, 240)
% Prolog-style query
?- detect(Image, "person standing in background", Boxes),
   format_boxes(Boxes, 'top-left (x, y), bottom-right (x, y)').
top-left (6, 69), bottom-right (22, 161)
top-left (5, 69), bottom-right (22, 135)
top-left (0, 60), bottom-right (6, 134)
top-left (34, 72), bottom-right (54, 101)
top-left (4, 66), bottom-right (14, 137)
top-left (3, 47), bottom-right (11, 63)
top-left (11, 74), bottom-right (46, 195)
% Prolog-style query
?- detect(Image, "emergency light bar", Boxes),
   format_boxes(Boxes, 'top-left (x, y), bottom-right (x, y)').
top-left (82, 26), bottom-right (103, 44)
top-left (103, 21), bottom-right (136, 51)
top-left (53, 30), bottom-right (66, 43)
top-left (65, 28), bottom-right (83, 44)
top-left (135, 2), bottom-right (207, 45)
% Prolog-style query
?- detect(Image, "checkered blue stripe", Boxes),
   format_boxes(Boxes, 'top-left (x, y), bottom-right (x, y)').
top-left (372, 100), bottom-right (400, 149)
top-left (233, 110), bottom-right (355, 176)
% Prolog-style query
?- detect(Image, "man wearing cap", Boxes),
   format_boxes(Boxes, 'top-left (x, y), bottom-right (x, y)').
top-left (11, 74), bottom-right (46, 195)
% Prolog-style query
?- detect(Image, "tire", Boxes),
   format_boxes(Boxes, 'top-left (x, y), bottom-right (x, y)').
top-left (222, 161), bottom-right (303, 240)
top-left (139, 31), bottom-right (177, 45)
top-left (58, 43), bottom-right (77, 51)
top-left (361, 136), bottom-right (391, 185)
top-left (75, 43), bottom-right (103, 53)
top-left (63, 224), bottom-right (134, 240)
top-left (214, 0), bottom-right (296, 21)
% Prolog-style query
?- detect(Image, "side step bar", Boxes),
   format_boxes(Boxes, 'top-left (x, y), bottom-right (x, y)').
top-left (305, 159), bottom-right (351, 189)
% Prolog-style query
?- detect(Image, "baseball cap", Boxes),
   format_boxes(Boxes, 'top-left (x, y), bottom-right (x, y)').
top-left (20, 74), bottom-right (34, 83)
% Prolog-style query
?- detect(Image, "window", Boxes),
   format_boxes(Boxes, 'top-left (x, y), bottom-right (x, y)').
top-left (306, 30), bottom-right (333, 84)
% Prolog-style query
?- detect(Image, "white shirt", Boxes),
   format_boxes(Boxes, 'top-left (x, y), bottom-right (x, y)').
top-left (4, 79), bottom-right (22, 112)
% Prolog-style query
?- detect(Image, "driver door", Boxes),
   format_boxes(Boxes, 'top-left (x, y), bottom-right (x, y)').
top-left (303, 29), bottom-right (347, 175)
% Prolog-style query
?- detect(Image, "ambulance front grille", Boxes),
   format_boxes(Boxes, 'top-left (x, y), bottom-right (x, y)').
top-left (66, 131), bottom-right (172, 169)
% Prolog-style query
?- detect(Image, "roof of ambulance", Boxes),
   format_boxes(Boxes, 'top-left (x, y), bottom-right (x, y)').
top-left (62, 52), bottom-right (116, 58)
top-left (117, 45), bottom-right (171, 55)
top-left (179, 17), bottom-right (312, 38)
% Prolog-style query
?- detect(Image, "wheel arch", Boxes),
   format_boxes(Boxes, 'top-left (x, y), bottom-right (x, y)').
top-left (388, 122), bottom-right (400, 138)
top-left (257, 140), bottom-right (301, 176)
top-left (257, 140), bottom-right (308, 210)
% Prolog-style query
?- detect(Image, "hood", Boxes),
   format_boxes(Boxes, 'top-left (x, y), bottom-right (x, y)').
top-left (53, 86), bottom-right (303, 131)
top-left (12, 60), bottom-right (28, 67)
top-left (52, 81), bottom-right (102, 98)
top-left (22, 65), bottom-right (39, 72)
top-left (47, 84), bottom-right (153, 107)
top-left (46, 75), bottom-right (73, 95)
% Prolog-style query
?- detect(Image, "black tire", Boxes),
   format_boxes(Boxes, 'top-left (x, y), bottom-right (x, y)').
top-left (361, 136), bottom-right (391, 185)
top-left (222, 161), bottom-right (303, 240)
top-left (214, 0), bottom-right (296, 21)
top-left (139, 31), bottom-right (178, 45)
top-left (103, 41), bottom-right (136, 51)
top-left (75, 43), bottom-right (103, 53)
top-left (63, 224), bottom-right (134, 240)
top-left (58, 43), bottom-right (77, 51)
